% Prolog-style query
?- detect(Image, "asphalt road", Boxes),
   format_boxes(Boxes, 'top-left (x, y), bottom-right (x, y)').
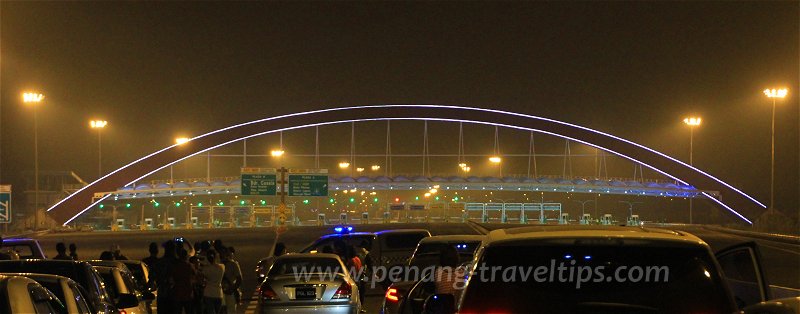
top-left (30, 222), bottom-right (799, 313)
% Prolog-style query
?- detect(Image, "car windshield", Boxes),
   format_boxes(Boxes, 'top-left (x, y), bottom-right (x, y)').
top-left (411, 241), bottom-right (481, 267)
top-left (268, 258), bottom-right (343, 276)
top-left (384, 233), bottom-right (428, 250)
top-left (459, 242), bottom-right (736, 313)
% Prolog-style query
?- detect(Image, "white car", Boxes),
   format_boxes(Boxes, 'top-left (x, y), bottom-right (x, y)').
top-left (2, 273), bottom-right (93, 314)
top-left (258, 253), bottom-right (361, 314)
top-left (0, 274), bottom-right (65, 313)
top-left (92, 264), bottom-right (149, 314)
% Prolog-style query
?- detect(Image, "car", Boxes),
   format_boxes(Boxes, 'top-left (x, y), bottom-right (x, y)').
top-left (382, 235), bottom-right (484, 314)
top-left (257, 228), bottom-right (432, 283)
top-left (0, 260), bottom-right (118, 314)
top-left (1, 238), bottom-right (47, 259)
top-left (93, 266), bottom-right (148, 314)
top-left (257, 253), bottom-right (360, 314)
top-left (87, 260), bottom-right (152, 314)
top-left (425, 225), bottom-right (797, 314)
top-left (2, 273), bottom-right (93, 314)
top-left (0, 274), bottom-right (66, 313)
top-left (118, 260), bottom-right (154, 294)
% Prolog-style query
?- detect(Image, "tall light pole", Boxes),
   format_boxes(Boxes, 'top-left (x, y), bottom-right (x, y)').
top-left (683, 116), bottom-right (701, 224)
top-left (23, 92), bottom-right (44, 230)
top-left (763, 88), bottom-right (788, 213)
top-left (90, 120), bottom-right (108, 179)
top-left (572, 199), bottom-right (595, 216)
top-left (174, 137), bottom-right (190, 184)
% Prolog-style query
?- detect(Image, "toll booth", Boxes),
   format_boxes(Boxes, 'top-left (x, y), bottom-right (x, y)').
top-left (167, 217), bottom-right (176, 228)
top-left (252, 206), bottom-right (273, 227)
top-left (627, 215), bottom-right (641, 226)
top-left (465, 203), bottom-right (485, 222)
top-left (383, 211), bottom-right (391, 223)
top-left (485, 203), bottom-right (503, 222)
top-left (191, 217), bottom-right (199, 228)
top-left (144, 218), bottom-right (154, 230)
top-left (361, 212), bottom-right (369, 224)
top-left (115, 219), bottom-right (125, 231)
top-left (580, 214), bottom-right (592, 225)
top-left (407, 204), bottom-right (426, 222)
top-left (317, 213), bottom-right (326, 226)
top-left (559, 213), bottom-right (570, 224)
top-left (600, 214), bottom-right (614, 225)
top-left (448, 203), bottom-right (466, 222)
top-left (503, 203), bottom-right (523, 223)
top-left (339, 212), bottom-right (347, 224)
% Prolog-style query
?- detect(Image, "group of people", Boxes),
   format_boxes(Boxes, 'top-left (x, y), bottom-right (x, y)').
top-left (51, 242), bottom-right (80, 260)
top-left (145, 238), bottom-right (243, 314)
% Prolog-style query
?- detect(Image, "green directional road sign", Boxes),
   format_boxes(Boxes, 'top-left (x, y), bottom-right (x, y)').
top-left (0, 185), bottom-right (11, 223)
top-left (288, 174), bottom-right (328, 197)
top-left (241, 171), bottom-right (277, 196)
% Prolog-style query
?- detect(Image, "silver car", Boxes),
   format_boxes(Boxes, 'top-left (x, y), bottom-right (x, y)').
top-left (257, 253), bottom-right (360, 314)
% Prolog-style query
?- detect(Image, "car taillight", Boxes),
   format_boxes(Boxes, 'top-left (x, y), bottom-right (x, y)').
top-left (260, 284), bottom-right (280, 301)
top-left (332, 281), bottom-right (352, 299)
top-left (385, 287), bottom-right (399, 302)
top-left (119, 310), bottom-right (127, 314)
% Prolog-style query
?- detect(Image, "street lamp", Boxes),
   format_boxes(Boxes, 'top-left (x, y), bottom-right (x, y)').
top-left (270, 149), bottom-right (285, 157)
top-left (764, 88), bottom-right (788, 212)
top-left (23, 92), bottom-right (44, 231)
top-left (338, 162), bottom-right (350, 169)
top-left (90, 120), bottom-right (108, 179)
top-left (683, 116), bottom-right (701, 224)
top-left (488, 156), bottom-right (502, 163)
top-left (175, 137), bottom-right (190, 145)
top-left (371, 165), bottom-right (381, 171)
top-left (356, 167), bottom-right (365, 173)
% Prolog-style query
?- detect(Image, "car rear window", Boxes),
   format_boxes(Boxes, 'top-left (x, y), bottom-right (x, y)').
top-left (36, 280), bottom-right (66, 306)
top-left (410, 241), bottom-right (480, 267)
top-left (383, 233), bottom-right (428, 250)
top-left (460, 243), bottom-right (736, 313)
top-left (268, 258), bottom-right (342, 276)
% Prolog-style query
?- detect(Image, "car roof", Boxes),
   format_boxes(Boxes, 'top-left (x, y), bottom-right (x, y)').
top-left (1, 273), bottom-right (74, 284)
top-left (2, 238), bottom-right (37, 244)
top-left (485, 225), bottom-right (706, 246)
top-left (418, 235), bottom-right (485, 244)
top-left (86, 260), bottom-right (127, 269)
top-left (277, 253), bottom-right (342, 261)
top-left (374, 229), bottom-right (431, 235)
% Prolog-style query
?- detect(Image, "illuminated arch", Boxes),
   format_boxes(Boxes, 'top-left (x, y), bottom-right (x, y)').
top-left (47, 105), bottom-right (765, 225)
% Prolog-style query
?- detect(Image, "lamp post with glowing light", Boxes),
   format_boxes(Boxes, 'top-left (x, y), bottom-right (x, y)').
top-left (90, 120), bottom-right (108, 179)
top-left (489, 156), bottom-right (502, 177)
top-left (764, 88), bottom-right (788, 212)
top-left (173, 137), bottom-right (190, 184)
top-left (682, 116), bottom-right (701, 224)
top-left (23, 92), bottom-right (44, 230)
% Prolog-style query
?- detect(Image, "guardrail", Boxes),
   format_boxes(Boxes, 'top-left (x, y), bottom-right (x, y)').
top-left (703, 225), bottom-right (800, 245)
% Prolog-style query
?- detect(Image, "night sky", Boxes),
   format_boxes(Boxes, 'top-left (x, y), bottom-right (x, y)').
top-left (1, 2), bottom-right (798, 217)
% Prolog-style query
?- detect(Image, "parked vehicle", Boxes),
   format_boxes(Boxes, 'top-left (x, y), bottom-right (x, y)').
top-left (0, 274), bottom-right (65, 313)
top-left (0, 260), bottom-right (117, 313)
top-left (2, 273), bottom-right (93, 314)
top-left (2, 238), bottom-right (47, 259)
top-left (93, 266), bottom-right (148, 314)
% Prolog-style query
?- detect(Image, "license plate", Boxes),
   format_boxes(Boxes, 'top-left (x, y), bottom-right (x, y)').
top-left (295, 287), bottom-right (316, 300)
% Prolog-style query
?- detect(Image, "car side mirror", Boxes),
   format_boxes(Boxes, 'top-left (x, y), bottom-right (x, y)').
top-left (142, 291), bottom-right (156, 302)
top-left (116, 293), bottom-right (139, 309)
top-left (423, 293), bottom-right (456, 314)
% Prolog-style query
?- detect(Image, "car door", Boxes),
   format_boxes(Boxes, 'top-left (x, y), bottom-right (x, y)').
top-left (715, 242), bottom-right (771, 309)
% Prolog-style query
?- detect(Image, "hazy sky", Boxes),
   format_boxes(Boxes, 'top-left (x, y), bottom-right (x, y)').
top-left (1, 2), bottom-right (798, 214)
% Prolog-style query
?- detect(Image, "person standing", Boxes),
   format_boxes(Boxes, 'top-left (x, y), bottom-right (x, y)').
top-left (201, 250), bottom-right (225, 314)
top-left (221, 248), bottom-right (242, 314)
top-left (53, 242), bottom-right (72, 260)
top-left (142, 242), bottom-right (159, 267)
top-left (68, 243), bottom-right (78, 260)
top-left (154, 240), bottom-right (178, 314)
top-left (173, 248), bottom-right (196, 314)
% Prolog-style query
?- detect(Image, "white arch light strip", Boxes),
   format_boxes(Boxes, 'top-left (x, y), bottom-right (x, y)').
top-left (54, 105), bottom-right (761, 225)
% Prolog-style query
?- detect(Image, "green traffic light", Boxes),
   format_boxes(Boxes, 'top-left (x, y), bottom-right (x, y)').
top-left (435, 196), bottom-right (440, 201)
top-left (198, 202), bottom-right (203, 206)
top-left (125, 203), bottom-right (131, 208)
top-left (329, 198), bottom-right (335, 203)
top-left (349, 198), bottom-right (355, 203)
top-left (303, 199), bottom-right (310, 204)
top-left (373, 197), bottom-right (379, 203)
top-left (260, 200), bottom-right (266, 205)
top-left (98, 204), bottom-right (104, 209)
top-left (415, 196), bottom-right (420, 200)
top-left (175, 202), bottom-right (181, 207)
top-left (240, 200), bottom-right (246, 205)
top-left (154, 202), bottom-right (160, 207)
top-left (453, 197), bottom-right (459, 202)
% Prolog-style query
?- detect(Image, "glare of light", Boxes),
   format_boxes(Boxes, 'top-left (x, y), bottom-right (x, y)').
top-left (764, 88), bottom-right (788, 98)
top-left (564, 255), bottom-right (572, 259)
top-left (22, 92), bottom-right (44, 103)
top-left (90, 120), bottom-right (108, 129)
top-left (704, 270), bottom-right (710, 278)
top-left (424, 193), bottom-right (431, 197)
top-left (175, 137), bottom-right (190, 145)
top-left (371, 165), bottom-right (381, 171)
top-left (350, 188), bottom-right (357, 193)
top-left (463, 166), bottom-right (471, 172)
top-left (270, 149), bottom-right (285, 157)
top-left (458, 163), bottom-right (467, 168)
top-left (356, 167), bottom-right (365, 172)
top-left (429, 188), bottom-right (438, 194)
top-left (682, 117), bottom-right (702, 126)
top-left (433, 185), bottom-right (440, 189)
top-left (338, 162), bottom-right (350, 169)
top-left (489, 156), bottom-right (502, 163)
